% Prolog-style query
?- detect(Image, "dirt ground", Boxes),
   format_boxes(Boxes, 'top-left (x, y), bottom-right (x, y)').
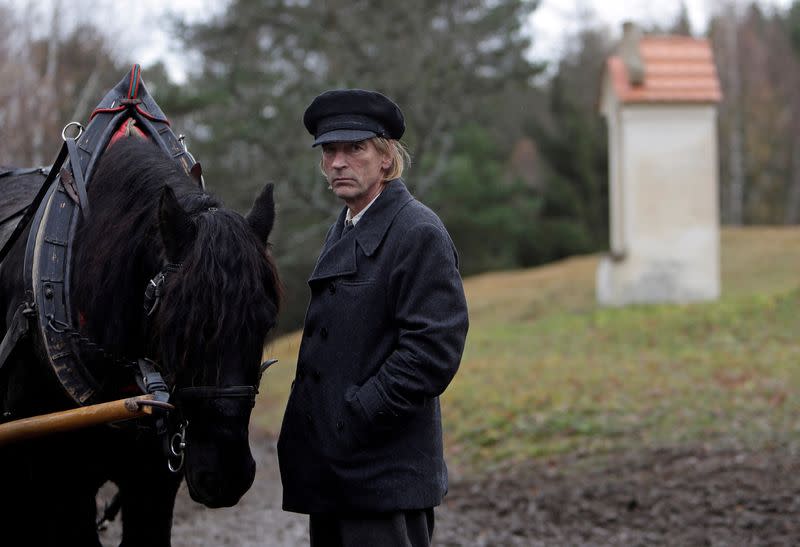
top-left (100, 436), bottom-right (800, 546)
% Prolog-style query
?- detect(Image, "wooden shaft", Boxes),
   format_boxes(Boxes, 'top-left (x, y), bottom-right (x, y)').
top-left (0, 395), bottom-right (160, 446)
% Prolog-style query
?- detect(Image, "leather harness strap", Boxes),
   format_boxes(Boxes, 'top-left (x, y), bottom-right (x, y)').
top-left (0, 302), bottom-right (35, 373)
top-left (65, 137), bottom-right (91, 219)
top-left (0, 143), bottom-right (68, 265)
top-left (18, 64), bottom-right (204, 407)
top-left (0, 66), bottom-right (270, 465)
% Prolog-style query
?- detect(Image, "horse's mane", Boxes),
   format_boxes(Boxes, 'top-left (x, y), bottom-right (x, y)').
top-left (73, 137), bottom-right (280, 383)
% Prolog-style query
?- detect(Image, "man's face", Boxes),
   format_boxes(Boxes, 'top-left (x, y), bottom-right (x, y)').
top-left (321, 139), bottom-right (390, 212)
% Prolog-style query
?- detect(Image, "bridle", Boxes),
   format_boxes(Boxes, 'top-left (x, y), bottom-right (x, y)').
top-left (167, 385), bottom-right (261, 472)
top-left (164, 363), bottom-right (275, 472)
top-left (142, 262), bottom-right (276, 472)
top-left (165, 370), bottom-right (274, 473)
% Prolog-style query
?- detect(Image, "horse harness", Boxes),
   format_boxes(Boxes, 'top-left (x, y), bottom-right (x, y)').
top-left (141, 261), bottom-right (276, 472)
top-left (0, 65), bottom-right (274, 473)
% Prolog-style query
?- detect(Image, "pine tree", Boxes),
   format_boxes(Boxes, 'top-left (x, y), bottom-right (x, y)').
top-left (168, 0), bottom-right (544, 329)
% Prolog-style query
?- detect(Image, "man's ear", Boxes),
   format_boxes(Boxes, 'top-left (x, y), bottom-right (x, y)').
top-left (159, 185), bottom-right (196, 262)
top-left (381, 148), bottom-right (392, 171)
top-left (246, 183), bottom-right (275, 244)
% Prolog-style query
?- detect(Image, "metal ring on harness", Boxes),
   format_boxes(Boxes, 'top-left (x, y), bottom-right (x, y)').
top-left (61, 122), bottom-right (85, 141)
top-left (46, 315), bottom-right (72, 334)
top-left (168, 421), bottom-right (187, 472)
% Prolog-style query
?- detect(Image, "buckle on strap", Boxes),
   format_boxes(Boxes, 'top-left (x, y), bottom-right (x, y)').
top-left (137, 358), bottom-right (170, 403)
top-left (143, 263), bottom-right (181, 316)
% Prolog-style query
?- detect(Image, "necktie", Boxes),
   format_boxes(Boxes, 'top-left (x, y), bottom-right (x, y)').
top-left (342, 220), bottom-right (354, 237)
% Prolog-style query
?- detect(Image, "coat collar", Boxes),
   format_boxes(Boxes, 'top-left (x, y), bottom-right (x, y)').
top-left (308, 179), bottom-right (414, 282)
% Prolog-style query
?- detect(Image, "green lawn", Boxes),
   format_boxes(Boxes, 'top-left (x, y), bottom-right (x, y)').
top-left (256, 227), bottom-right (800, 473)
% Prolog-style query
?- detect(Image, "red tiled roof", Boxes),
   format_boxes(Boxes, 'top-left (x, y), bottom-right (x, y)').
top-left (607, 36), bottom-right (722, 104)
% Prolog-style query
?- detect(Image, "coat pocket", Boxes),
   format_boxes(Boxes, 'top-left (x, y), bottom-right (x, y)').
top-left (337, 385), bottom-right (371, 450)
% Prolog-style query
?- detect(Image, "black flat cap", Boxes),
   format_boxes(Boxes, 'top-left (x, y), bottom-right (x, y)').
top-left (303, 89), bottom-right (405, 147)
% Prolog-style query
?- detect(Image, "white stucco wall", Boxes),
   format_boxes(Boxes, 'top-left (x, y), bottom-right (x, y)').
top-left (597, 104), bottom-right (720, 305)
top-left (600, 75), bottom-right (626, 257)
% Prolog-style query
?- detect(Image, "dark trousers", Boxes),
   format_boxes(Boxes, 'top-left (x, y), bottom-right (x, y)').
top-left (309, 508), bottom-right (434, 547)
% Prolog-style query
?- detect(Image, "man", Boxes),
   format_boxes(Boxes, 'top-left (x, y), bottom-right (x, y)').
top-left (277, 89), bottom-right (469, 547)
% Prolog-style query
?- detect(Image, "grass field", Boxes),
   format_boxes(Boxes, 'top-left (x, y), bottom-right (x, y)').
top-left (255, 227), bottom-right (800, 473)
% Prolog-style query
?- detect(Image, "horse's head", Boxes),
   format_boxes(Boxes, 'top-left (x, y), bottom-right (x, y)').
top-left (73, 138), bottom-right (280, 508)
top-left (155, 182), bottom-right (280, 508)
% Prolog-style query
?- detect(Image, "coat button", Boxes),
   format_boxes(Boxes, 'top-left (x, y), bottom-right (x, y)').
top-left (328, 283), bottom-right (336, 295)
top-left (312, 370), bottom-right (321, 383)
top-left (336, 421), bottom-right (344, 431)
top-left (320, 327), bottom-right (328, 339)
top-left (306, 413), bottom-right (312, 424)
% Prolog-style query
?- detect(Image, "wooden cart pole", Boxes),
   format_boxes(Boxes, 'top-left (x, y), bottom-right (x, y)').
top-left (0, 395), bottom-right (172, 446)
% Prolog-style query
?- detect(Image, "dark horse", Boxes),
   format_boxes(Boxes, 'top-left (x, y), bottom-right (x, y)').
top-left (0, 137), bottom-right (280, 546)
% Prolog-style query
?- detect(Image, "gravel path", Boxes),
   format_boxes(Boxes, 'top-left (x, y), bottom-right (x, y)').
top-left (99, 436), bottom-right (309, 546)
top-left (100, 436), bottom-right (800, 546)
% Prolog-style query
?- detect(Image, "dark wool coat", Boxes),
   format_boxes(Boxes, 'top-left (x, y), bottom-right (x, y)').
top-left (277, 179), bottom-right (469, 514)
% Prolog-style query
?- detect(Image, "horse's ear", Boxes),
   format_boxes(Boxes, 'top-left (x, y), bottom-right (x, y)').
top-left (159, 185), bottom-right (196, 262)
top-left (189, 162), bottom-right (203, 185)
top-left (246, 183), bottom-right (275, 244)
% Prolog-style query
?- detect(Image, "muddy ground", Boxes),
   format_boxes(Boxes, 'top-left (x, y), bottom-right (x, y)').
top-left (100, 436), bottom-right (800, 546)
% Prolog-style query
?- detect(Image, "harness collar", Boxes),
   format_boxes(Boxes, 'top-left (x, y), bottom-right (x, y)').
top-left (20, 64), bottom-right (203, 406)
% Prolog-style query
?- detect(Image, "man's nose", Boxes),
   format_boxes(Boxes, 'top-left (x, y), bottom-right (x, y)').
top-left (331, 150), bottom-right (348, 168)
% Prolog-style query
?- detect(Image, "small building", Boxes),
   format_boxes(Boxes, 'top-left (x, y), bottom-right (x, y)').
top-left (597, 23), bottom-right (723, 306)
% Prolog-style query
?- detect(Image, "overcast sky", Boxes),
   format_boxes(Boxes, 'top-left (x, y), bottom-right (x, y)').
top-left (6, 0), bottom-right (794, 82)
top-left (529, 0), bottom-right (791, 61)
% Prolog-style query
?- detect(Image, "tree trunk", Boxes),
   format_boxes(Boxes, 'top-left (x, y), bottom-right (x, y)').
top-left (784, 133), bottom-right (800, 223)
top-left (31, 0), bottom-right (61, 166)
top-left (724, 3), bottom-right (745, 226)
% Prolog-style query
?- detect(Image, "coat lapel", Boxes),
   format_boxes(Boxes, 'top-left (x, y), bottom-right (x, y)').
top-left (354, 179), bottom-right (414, 256)
top-left (308, 208), bottom-right (356, 282)
top-left (308, 179), bottom-right (414, 283)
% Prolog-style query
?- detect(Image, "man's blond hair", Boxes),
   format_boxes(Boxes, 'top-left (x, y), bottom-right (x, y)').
top-left (319, 138), bottom-right (411, 181)
top-left (372, 137), bottom-right (411, 180)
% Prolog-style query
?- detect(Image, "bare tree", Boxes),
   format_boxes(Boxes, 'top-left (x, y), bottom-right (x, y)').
top-left (719, 1), bottom-right (746, 225)
top-left (0, 4), bottom-right (123, 167)
top-left (30, 0), bottom-right (62, 166)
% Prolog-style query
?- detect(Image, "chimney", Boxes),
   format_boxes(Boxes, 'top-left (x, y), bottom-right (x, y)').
top-left (620, 21), bottom-right (645, 86)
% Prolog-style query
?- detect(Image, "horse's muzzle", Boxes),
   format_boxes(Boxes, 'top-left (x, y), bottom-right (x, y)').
top-left (185, 448), bottom-right (256, 508)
